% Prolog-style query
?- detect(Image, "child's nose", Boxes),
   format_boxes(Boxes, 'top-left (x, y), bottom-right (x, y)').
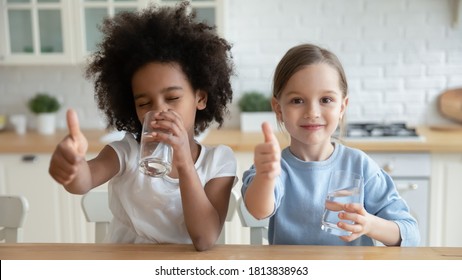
top-left (303, 103), bottom-right (320, 119)
top-left (150, 102), bottom-right (168, 113)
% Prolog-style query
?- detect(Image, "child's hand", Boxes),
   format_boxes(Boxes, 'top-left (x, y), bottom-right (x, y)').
top-left (150, 110), bottom-right (192, 169)
top-left (49, 109), bottom-right (88, 185)
top-left (254, 122), bottom-right (281, 179)
top-left (336, 203), bottom-right (373, 242)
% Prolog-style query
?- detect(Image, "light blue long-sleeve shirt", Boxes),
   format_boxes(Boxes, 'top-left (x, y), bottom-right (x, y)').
top-left (241, 143), bottom-right (420, 246)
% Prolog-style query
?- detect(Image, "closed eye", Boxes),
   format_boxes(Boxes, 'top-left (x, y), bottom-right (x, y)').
top-left (166, 96), bottom-right (180, 102)
top-left (138, 101), bottom-right (150, 107)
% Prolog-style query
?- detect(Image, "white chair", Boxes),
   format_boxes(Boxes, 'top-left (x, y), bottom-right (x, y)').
top-left (236, 196), bottom-right (269, 245)
top-left (81, 189), bottom-right (238, 244)
top-left (0, 195), bottom-right (29, 243)
top-left (216, 190), bottom-right (238, 244)
top-left (81, 190), bottom-right (112, 243)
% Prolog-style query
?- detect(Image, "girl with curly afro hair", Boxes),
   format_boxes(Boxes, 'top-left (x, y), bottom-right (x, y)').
top-left (49, 1), bottom-right (237, 251)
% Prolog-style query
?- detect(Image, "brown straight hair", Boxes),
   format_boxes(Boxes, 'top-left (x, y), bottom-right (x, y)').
top-left (272, 44), bottom-right (348, 100)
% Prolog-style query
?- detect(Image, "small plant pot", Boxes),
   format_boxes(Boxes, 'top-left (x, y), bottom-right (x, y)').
top-left (37, 113), bottom-right (56, 135)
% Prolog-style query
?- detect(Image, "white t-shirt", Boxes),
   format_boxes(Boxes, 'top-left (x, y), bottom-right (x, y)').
top-left (105, 133), bottom-right (237, 243)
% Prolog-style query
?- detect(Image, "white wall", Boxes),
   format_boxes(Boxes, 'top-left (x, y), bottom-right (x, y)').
top-left (226, 0), bottom-right (462, 128)
top-left (1, 0), bottom-right (462, 130)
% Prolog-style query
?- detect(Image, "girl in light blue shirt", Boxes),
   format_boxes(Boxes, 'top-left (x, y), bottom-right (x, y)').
top-left (241, 44), bottom-right (419, 246)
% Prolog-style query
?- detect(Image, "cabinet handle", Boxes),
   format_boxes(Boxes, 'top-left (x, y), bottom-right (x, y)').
top-left (22, 155), bottom-right (37, 162)
top-left (396, 183), bottom-right (418, 192)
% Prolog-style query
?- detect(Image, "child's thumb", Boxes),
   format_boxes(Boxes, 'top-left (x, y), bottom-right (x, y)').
top-left (66, 108), bottom-right (82, 140)
top-left (262, 122), bottom-right (276, 143)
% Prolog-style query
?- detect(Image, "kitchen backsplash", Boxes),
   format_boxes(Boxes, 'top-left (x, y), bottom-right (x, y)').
top-left (1, 0), bottom-right (461, 130)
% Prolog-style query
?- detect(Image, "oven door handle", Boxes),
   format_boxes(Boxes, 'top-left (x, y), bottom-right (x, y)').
top-left (396, 183), bottom-right (418, 192)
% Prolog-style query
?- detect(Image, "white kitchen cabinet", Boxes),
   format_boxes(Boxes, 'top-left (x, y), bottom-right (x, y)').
top-left (430, 153), bottom-right (462, 247)
top-left (0, 153), bottom-right (105, 243)
top-left (1, 0), bottom-right (224, 65)
top-left (0, 0), bottom-right (74, 64)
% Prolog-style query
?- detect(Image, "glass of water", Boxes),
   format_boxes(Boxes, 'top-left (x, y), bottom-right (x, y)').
top-left (139, 110), bottom-right (173, 177)
top-left (321, 170), bottom-right (363, 236)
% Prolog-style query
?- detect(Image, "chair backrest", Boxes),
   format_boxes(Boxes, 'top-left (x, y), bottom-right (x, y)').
top-left (81, 190), bottom-right (112, 243)
top-left (0, 195), bottom-right (29, 243)
top-left (81, 189), bottom-right (238, 244)
top-left (216, 190), bottom-right (238, 244)
top-left (236, 196), bottom-right (269, 245)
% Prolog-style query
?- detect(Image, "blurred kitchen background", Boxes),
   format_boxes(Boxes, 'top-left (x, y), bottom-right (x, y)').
top-left (1, 0), bottom-right (462, 247)
top-left (1, 0), bottom-right (461, 130)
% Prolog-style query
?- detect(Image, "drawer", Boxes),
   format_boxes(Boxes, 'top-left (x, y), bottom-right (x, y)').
top-left (367, 153), bottom-right (431, 177)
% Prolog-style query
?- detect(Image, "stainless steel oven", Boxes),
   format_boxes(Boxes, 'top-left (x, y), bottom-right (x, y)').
top-left (367, 152), bottom-right (430, 246)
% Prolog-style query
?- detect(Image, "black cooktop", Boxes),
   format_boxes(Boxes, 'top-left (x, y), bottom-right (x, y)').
top-left (345, 122), bottom-right (419, 138)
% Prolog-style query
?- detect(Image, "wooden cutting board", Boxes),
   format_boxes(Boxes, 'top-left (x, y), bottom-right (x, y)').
top-left (429, 124), bottom-right (462, 131)
top-left (439, 88), bottom-right (462, 123)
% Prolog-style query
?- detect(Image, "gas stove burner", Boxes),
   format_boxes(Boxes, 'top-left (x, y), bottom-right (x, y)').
top-left (344, 122), bottom-right (423, 141)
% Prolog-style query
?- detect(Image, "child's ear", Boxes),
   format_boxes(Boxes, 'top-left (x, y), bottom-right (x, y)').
top-left (196, 90), bottom-right (207, 110)
top-left (340, 96), bottom-right (349, 118)
top-left (271, 97), bottom-right (283, 122)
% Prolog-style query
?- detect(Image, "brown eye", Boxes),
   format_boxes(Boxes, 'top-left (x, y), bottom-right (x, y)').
top-left (321, 97), bottom-right (333, 104)
top-left (291, 98), bottom-right (303, 104)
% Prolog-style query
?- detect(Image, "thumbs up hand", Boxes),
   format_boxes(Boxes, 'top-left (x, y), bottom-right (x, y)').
top-left (49, 109), bottom-right (89, 186)
top-left (253, 122), bottom-right (281, 179)
top-left (66, 109), bottom-right (88, 156)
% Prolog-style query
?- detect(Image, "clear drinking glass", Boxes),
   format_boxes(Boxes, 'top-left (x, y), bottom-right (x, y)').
top-left (321, 170), bottom-right (363, 236)
top-left (139, 111), bottom-right (173, 177)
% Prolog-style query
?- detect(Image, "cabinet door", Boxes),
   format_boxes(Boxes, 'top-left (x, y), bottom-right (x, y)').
top-left (1, 154), bottom-right (62, 242)
top-left (159, 0), bottom-right (224, 35)
top-left (74, 0), bottom-right (224, 62)
top-left (74, 0), bottom-right (144, 61)
top-left (0, 0), bottom-right (74, 64)
top-left (0, 0), bottom-right (224, 64)
top-left (0, 153), bottom-right (96, 242)
top-left (430, 153), bottom-right (462, 247)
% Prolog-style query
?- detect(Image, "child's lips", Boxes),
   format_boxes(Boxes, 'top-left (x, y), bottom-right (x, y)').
top-left (300, 124), bottom-right (325, 130)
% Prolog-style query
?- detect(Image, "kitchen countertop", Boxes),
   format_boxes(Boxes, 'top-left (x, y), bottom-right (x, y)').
top-left (201, 127), bottom-right (462, 153)
top-left (0, 126), bottom-right (461, 154)
top-left (0, 129), bottom-right (108, 154)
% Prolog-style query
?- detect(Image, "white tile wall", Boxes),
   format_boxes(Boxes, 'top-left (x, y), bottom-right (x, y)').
top-left (227, 0), bottom-right (462, 127)
top-left (1, 0), bottom-right (461, 130)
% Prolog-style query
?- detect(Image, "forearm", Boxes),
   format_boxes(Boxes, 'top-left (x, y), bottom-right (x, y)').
top-left (177, 163), bottom-right (222, 250)
top-left (367, 214), bottom-right (401, 246)
top-left (62, 146), bottom-right (118, 195)
top-left (244, 174), bottom-right (276, 219)
top-left (62, 160), bottom-right (94, 194)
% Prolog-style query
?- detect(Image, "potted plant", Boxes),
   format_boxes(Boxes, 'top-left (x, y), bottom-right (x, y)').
top-left (238, 91), bottom-right (278, 132)
top-left (28, 93), bottom-right (61, 135)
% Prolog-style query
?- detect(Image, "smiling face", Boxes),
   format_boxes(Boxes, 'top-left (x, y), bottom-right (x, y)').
top-left (131, 62), bottom-right (207, 136)
top-left (273, 63), bottom-right (348, 160)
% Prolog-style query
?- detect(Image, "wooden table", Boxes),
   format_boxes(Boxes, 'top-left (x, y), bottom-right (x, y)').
top-left (1, 244), bottom-right (462, 260)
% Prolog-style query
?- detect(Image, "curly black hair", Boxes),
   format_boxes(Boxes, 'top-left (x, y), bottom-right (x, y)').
top-left (85, 1), bottom-right (234, 141)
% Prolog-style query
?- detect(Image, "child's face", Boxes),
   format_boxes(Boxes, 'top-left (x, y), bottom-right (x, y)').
top-left (273, 63), bottom-right (348, 151)
top-left (131, 62), bottom-right (207, 134)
